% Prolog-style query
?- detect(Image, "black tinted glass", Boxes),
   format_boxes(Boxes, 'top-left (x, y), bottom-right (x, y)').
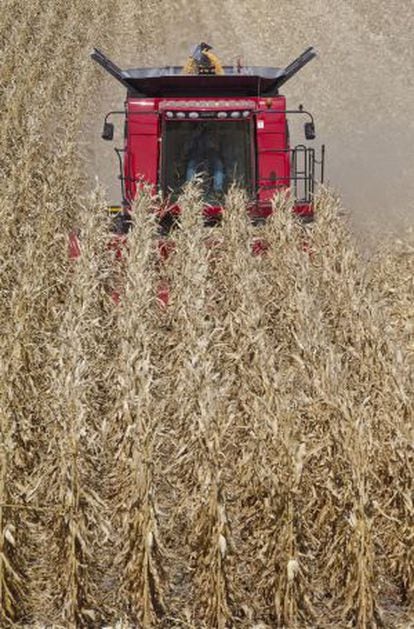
top-left (163, 120), bottom-right (252, 203)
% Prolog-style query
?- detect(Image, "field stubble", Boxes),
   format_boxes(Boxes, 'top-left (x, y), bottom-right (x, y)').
top-left (1, 1), bottom-right (414, 627)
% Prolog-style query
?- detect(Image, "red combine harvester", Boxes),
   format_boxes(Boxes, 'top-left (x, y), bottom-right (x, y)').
top-left (91, 44), bottom-right (325, 233)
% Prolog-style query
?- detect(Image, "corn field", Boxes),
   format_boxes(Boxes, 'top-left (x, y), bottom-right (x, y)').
top-left (1, 1), bottom-right (413, 627)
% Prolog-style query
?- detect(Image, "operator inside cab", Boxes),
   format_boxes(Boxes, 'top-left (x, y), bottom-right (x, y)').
top-left (185, 124), bottom-right (224, 198)
top-left (181, 44), bottom-right (225, 198)
top-left (162, 44), bottom-right (251, 204)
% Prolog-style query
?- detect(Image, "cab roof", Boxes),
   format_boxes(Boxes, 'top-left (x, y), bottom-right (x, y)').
top-left (123, 66), bottom-right (285, 97)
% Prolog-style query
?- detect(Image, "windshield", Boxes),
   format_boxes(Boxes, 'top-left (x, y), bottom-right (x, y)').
top-left (162, 120), bottom-right (253, 203)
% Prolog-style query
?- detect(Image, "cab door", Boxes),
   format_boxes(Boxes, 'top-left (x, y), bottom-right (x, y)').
top-left (255, 108), bottom-right (290, 211)
top-left (125, 102), bottom-right (160, 201)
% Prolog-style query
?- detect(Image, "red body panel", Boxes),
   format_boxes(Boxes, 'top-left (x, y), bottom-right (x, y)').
top-left (123, 95), bottom-right (313, 219)
top-left (255, 97), bottom-right (289, 207)
top-left (126, 101), bottom-right (159, 198)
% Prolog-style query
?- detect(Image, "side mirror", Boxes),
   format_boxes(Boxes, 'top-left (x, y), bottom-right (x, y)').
top-left (304, 121), bottom-right (316, 140)
top-left (102, 121), bottom-right (114, 141)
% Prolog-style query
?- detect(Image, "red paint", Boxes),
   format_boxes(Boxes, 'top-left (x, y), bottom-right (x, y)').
top-left (157, 283), bottom-right (170, 307)
top-left (294, 201), bottom-right (314, 218)
top-left (255, 97), bottom-right (290, 206)
top-left (68, 230), bottom-right (81, 259)
top-left (126, 101), bottom-right (159, 199)
top-left (122, 96), bottom-right (315, 220)
top-left (108, 234), bottom-right (128, 260)
top-left (252, 239), bottom-right (270, 256)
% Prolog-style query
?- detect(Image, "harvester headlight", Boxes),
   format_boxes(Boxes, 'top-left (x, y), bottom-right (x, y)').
top-left (231, 111), bottom-right (241, 118)
top-left (189, 112), bottom-right (199, 119)
top-left (166, 111), bottom-right (174, 118)
top-left (217, 112), bottom-right (228, 119)
top-left (242, 110), bottom-right (251, 118)
top-left (176, 111), bottom-right (186, 118)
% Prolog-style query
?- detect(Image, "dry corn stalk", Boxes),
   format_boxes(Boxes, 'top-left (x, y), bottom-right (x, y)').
top-left (1, 3), bottom-right (414, 624)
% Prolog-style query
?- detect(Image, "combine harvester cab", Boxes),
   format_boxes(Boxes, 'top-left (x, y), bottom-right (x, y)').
top-left (92, 44), bottom-right (325, 232)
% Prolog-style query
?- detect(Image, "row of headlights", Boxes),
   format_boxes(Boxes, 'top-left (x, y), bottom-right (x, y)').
top-left (164, 110), bottom-right (251, 120)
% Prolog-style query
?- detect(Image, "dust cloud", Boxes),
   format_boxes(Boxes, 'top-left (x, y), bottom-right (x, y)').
top-left (86, 0), bottom-right (414, 245)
